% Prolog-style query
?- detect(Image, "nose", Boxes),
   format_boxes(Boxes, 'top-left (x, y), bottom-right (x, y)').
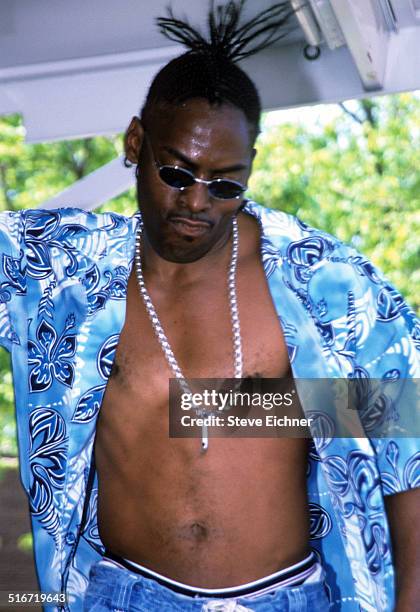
top-left (180, 181), bottom-right (211, 214)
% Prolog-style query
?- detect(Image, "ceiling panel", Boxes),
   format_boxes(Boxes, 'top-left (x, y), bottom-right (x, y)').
top-left (1, 0), bottom-right (419, 142)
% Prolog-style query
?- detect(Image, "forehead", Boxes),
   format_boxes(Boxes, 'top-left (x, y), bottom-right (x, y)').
top-left (147, 99), bottom-right (253, 165)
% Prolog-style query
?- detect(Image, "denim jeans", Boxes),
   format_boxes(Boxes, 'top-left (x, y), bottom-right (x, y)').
top-left (83, 560), bottom-right (331, 611)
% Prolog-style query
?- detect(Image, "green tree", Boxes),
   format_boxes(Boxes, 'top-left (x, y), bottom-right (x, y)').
top-left (0, 114), bottom-right (136, 214)
top-left (249, 93), bottom-right (419, 309)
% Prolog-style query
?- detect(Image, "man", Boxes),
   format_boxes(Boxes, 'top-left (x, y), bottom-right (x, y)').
top-left (0, 1), bottom-right (419, 610)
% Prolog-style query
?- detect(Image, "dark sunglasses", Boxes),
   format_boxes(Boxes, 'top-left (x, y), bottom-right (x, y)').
top-left (143, 132), bottom-right (247, 200)
top-left (156, 164), bottom-right (247, 200)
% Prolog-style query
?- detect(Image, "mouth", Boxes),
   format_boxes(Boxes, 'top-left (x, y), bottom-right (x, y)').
top-left (169, 217), bottom-right (212, 238)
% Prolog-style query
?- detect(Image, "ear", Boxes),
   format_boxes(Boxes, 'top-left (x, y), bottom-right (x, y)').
top-left (124, 117), bottom-right (145, 164)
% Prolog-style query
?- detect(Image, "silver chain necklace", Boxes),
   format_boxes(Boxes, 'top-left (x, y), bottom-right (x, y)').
top-left (134, 216), bottom-right (243, 453)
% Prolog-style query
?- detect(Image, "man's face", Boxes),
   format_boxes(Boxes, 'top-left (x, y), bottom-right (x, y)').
top-left (126, 99), bottom-right (255, 263)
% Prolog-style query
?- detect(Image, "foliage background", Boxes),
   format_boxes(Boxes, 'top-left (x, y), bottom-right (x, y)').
top-left (0, 92), bottom-right (419, 455)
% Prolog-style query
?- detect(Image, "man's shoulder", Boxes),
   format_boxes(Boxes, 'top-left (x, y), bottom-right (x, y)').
top-left (0, 207), bottom-right (139, 277)
top-left (247, 200), bottom-right (386, 289)
top-left (245, 200), bottom-right (350, 252)
top-left (0, 207), bottom-right (137, 244)
top-left (8, 206), bottom-right (131, 228)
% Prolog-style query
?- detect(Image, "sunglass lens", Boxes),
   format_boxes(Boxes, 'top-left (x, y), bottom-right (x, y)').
top-left (210, 180), bottom-right (244, 200)
top-left (159, 166), bottom-right (194, 189)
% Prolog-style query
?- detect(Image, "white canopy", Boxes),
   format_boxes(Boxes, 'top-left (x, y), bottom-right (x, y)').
top-left (1, 0), bottom-right (420, 143)
top-left (1, 0), bottom-right (419, 209)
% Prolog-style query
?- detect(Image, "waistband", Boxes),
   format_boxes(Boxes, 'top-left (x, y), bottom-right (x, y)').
top-left (102, 550), bottom-right (318, 599)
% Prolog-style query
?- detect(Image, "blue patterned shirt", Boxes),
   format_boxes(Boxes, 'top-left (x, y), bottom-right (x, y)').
top-left (0, 201), bottom-right (418, 611)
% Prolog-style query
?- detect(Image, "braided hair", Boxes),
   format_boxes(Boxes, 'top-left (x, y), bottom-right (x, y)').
top-left (141, 1), bottom-right (297, 142)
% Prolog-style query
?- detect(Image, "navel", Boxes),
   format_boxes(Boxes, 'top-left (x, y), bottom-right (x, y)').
top-left (179, 522), bottom-right (209, 542)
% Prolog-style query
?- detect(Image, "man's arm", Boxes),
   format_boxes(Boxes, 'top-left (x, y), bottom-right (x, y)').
top-left (385, 488), bottom-right (420, 611)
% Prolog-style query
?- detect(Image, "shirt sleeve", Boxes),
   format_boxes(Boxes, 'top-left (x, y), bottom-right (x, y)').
top-left (351, 253), bottom-right (420, 496)
top-left (0, 211), bottom-right (26, 352)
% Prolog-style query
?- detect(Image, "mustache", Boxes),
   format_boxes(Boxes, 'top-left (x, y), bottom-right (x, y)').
top-left (167, 212), bottom-right (214, 226)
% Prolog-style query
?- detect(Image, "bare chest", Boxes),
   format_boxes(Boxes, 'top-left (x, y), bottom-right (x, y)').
top-left (108, 253), bottom-right (289, 401)
top-left (95, 244), bottom-right (310, 577)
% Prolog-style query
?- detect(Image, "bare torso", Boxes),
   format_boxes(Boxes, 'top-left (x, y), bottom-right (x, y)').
top-left (95, 211), bottom-right (310, 587)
